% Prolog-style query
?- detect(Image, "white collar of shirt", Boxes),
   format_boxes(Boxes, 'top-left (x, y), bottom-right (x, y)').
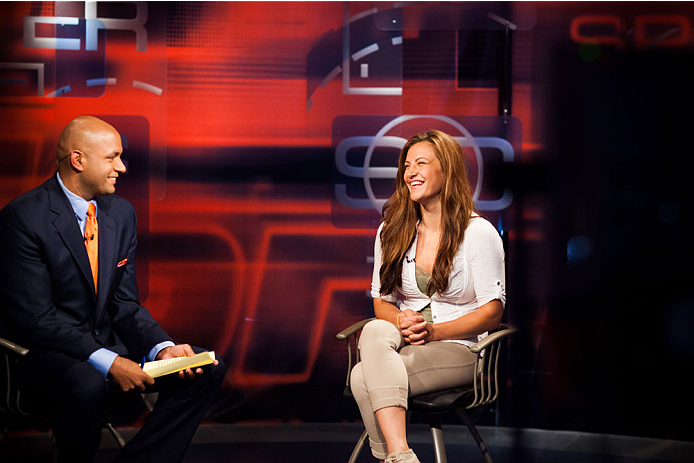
top-left (56, 171), bottom-right (97, 234)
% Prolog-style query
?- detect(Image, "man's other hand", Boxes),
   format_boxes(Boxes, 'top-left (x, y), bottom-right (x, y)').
top-left (156, 344), bottom-right (219, 380)
top-left (108, 356), bottom-right (155, 392)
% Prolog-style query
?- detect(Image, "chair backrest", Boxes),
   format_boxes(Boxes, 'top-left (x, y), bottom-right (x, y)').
top-left (1, 336), bottom-right (128, 448)
top-left (0, 336), bottom-right (29, 417)
top-left (466, 323), bottom-right (516, 409)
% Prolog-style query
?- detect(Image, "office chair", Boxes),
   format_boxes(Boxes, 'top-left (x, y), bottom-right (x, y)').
top-left (337, 319), bottom-right (516, 463)
top-left (0, 335), bottom-right (126, 452)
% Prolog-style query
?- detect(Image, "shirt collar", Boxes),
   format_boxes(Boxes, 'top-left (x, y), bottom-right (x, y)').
top-left (56, 171), bottom-right (97, 221)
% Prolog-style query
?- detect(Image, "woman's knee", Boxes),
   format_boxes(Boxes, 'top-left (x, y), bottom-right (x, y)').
top-left (359, 319), bottom-right (399, 350)
top-left (350, 362), bottom-right (366, 399)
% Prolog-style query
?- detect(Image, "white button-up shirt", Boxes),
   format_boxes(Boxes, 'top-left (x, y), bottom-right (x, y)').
top-left (371, 215), bottom-right (506, 346)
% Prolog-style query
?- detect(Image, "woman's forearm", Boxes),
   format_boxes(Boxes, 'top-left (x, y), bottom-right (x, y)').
top-left (427, 300), bottom-right (503, 342)
top-left (374, 298), bottom-right (402, 326)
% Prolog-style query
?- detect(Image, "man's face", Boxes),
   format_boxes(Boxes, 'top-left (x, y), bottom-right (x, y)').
top-left (79, 128), bottom-right (126, 199)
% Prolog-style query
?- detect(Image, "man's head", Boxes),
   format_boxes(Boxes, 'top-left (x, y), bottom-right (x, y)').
top-left (56, 115), bottom-right (125, 200)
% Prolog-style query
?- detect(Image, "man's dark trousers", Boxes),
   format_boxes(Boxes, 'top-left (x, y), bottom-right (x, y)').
top-left (20, 347), bottom-right (226, 463)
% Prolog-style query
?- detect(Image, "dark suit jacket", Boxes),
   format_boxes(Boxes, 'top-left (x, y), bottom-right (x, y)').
top-left (0, 174), bottom-right (171, 361)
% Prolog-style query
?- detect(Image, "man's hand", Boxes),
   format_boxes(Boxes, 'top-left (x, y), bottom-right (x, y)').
top-left (108, 356), bottom-right (155, 392)
top-left (398, 309), bottom-right (430, 345)
top-left (156, 344), bottom-right (220, 380)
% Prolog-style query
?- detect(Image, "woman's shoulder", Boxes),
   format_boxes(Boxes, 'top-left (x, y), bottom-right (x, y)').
top-left (466, 215), bottom-right (502, 241)
top-left (375, 221), bottom-right (386, 239)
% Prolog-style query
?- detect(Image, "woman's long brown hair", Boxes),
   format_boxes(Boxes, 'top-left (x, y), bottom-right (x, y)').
top-left (379, 130), bottom-right (475, 296)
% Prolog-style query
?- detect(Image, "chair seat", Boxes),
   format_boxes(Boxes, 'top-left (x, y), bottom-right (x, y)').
top-left (409, 387), bottom-right (475, 413)
top-left (343, 385), bottom-right (475, 413)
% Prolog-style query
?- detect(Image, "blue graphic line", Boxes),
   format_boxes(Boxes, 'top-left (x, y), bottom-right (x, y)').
top-left (86, 77), bottom-right (117, 87)
top-left (45, 85), bottom-right (71, 97)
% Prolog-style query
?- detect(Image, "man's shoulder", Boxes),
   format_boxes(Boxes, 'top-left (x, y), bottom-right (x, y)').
top-left (99, 193), bottom-right (136, 217)
top-left (1, 177), bottom-right (53, 216)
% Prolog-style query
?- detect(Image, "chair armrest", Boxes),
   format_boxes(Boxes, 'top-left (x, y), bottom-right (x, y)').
top-left (336, 318), bottom-right (375, 393)
top-left (0, 336), bottom-right (29, 356)
top-left (336, 318), bottom-right (376, 340)
top-left (469, 323), bottom-right (517, 354)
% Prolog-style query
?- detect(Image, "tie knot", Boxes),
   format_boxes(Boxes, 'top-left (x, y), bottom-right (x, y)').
top-left (87, 202), bottom-right (96, 218)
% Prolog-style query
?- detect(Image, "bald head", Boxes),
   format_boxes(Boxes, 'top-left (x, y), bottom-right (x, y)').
top-left (56, 116), bottom-right (126, 200)
top-left (57, 116), bottom-right (119, 166)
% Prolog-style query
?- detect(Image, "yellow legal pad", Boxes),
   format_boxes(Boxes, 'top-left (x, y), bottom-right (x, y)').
top-left (143, 351), bottom-right (215, 378)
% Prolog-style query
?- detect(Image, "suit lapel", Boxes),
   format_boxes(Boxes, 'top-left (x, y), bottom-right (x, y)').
top-left (48, 177), bottom-right (95, 300)
top-left (95, 197), bottom-right (116, 322)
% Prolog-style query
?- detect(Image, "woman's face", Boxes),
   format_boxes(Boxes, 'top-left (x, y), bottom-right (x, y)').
top-left (403, 142), bottom-right (445, 206)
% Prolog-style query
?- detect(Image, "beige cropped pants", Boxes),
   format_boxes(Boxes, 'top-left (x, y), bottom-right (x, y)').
top-left (350, 319), bottom-right (478, 459)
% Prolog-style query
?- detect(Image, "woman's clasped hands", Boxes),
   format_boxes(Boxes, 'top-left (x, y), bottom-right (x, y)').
top-left (398, 309), bottom-right (431, 345)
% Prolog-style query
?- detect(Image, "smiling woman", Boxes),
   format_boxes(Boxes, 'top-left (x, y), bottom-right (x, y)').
top-left (350, 130), bottom-right (505, 462)
top-left (379, 130), bottom-right (477, 298)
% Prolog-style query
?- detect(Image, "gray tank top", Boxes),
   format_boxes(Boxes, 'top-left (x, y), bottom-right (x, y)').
top-left (415, 265), bottom-right (434, 324)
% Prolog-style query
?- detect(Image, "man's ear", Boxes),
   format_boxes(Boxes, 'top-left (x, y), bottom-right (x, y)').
top-left (69, 150), bottom-right (84, 172)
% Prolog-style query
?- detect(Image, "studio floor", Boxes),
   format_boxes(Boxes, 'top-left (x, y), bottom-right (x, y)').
top-left (2, 423), bottom-right (693, 463)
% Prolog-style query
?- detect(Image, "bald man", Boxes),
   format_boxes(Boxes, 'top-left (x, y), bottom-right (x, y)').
top-left (0, 116), bottom-right (225, 463)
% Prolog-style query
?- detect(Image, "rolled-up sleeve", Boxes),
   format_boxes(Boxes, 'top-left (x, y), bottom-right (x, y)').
top-left (468, 220), bottom-right (506, 308)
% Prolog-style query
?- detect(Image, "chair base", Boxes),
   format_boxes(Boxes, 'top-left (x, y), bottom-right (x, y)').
top-left (429, 414), bottom-right (448, 463)
top-left (347, 429), bottom-right (368, 463)
top-left (456, 409), bottom-right (493, 463)
top-left (347, 409), bottom-right (493, 463)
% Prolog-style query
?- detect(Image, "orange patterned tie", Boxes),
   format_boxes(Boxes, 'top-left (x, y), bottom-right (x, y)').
top-left (85, 203), bottom-right (98, 293)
